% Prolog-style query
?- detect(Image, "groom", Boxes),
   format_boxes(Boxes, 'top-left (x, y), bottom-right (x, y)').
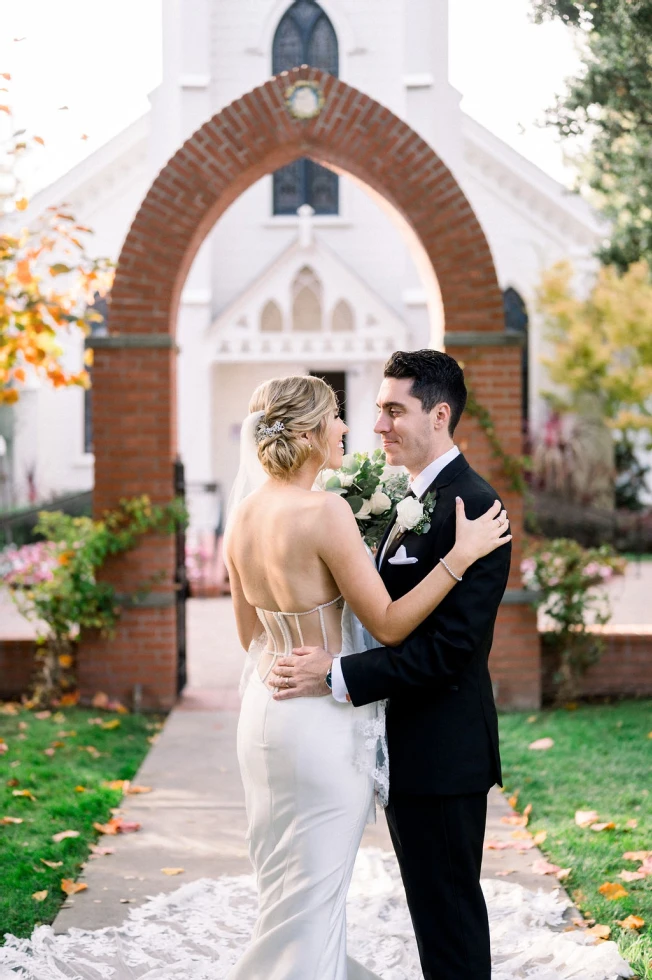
top-left (271, 349), bottom-right (511, 979)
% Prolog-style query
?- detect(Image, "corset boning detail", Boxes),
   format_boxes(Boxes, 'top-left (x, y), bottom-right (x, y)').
top-left (255, 596), bottom-right (343, 682)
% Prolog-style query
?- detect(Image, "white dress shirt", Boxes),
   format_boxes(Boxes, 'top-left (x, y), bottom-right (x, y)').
top-left (331, 445), bottom-right (460, 703)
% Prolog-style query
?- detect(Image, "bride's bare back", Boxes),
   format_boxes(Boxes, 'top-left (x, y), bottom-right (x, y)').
top-left (226, 484), bottom-right (347, 670)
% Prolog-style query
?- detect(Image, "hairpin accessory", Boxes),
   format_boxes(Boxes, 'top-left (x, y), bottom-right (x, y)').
top-left (256, 419), bottom-right (285, 442)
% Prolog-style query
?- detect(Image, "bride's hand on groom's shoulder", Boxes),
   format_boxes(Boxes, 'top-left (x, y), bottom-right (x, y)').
top-left (271, 646), bottom-right (333, 700)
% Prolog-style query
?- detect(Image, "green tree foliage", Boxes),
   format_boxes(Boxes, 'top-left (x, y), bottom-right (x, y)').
top-left (532, 0), bottom-right (652, 269)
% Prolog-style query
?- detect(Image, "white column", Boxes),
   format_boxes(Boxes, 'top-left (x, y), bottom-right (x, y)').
top-left (346, 364), bottom-right (384, 456)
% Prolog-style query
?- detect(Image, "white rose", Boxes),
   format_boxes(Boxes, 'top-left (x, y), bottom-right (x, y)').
top-left (315, 468), bottom-right (336, 490)
top-left (355, 498), bottom-right (372, 520)
top-left (340, 454), bottom-right (357, 472)
top-left (395, 495), bottom-right (424, 531)
top-left (369, 490), bottom-right (392, 515)
top-left (339, 472), bottom-right (355, 488)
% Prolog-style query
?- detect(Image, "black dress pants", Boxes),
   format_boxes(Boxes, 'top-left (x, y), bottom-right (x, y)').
top-left (385, 790), bottom-right (490, 980)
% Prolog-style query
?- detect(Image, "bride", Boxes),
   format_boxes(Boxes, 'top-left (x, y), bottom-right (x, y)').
top-left (223, 374), bottom-right (510, 980)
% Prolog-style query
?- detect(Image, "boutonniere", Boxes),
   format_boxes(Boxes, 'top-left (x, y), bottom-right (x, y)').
top-left (395, 491), bottom-right (437, 536)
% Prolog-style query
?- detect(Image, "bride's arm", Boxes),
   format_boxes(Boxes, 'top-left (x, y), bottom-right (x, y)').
top-left (316, 492), bottom-right (509, 647)
top-left (223, 534), bottom-right (260, 651)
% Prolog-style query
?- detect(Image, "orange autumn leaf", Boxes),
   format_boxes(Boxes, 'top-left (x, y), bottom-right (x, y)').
top-left (586, 924), bottom-right (611, 940)
top-left (12, 789), bottom-right (36, 801)
top-left (61, 879), bottom-right (87, 895)
top-left (598, 882), bottom-right (628, 901)
top-left (590, 822), bottom-right (616, 832)
top-left (0, 73), bottom-right (11, 80)
top-left (32, 890), bottom-right (48, 902)
top-left (0, 105), bottom-right (10, 114)
top-left (33, 136), bottom-right (44, 146)
top-left (618, 915), bottom-right (645, 931)
top-left (127, 785), bottom-right (152, 795)
top-left (16, 258), bottom-right (31, 284)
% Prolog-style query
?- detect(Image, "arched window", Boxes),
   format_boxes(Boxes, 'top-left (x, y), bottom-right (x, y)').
top-left (331, 299), bottom-right (354, 332)
top-left (292, 267), bottom-right (322, 331)
top-left (503, 287), bottom-right (529, 428)
top-left (272, 0), bottom-right (339, 215)
top-left (260, 300), bottom-right (283, 332)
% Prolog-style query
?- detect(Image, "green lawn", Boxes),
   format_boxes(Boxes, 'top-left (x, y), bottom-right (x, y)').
top-left (500, 700), bottom-right (652, 979)
top-left (0, 703), bottom-right (163, 940)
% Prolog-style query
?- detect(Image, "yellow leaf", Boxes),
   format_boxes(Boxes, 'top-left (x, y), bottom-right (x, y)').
top-left (83, 348), bottom-right (94, 367)
top-left (533, 830), bottom-right (548, 846)
top-left (15, 197), bottom-right (28, 211)
top-left (102, 719), bottom-right (120, 730)
top-left (32, 890), bottom-right (48, 902)
top-left (618, 915), bottom-right (645, 931)
top-left (58, 654), bottom-right (73, 668)
top-left (61, 879), bottom-right (87, 895)
top-left (161, 868), bottom-right (184, 876)
top-left (12, 789), bottom-right (36, 801)
top-left (74, 786), bottom-right (86, 793)
top-left (598, 882), bottom-right (628, 901)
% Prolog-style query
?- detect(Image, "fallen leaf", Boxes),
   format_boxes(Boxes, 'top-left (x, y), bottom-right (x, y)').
top-left (93, 818), bottom-right (141, 835)
top-left (495, 869), bottom-right (515, 877)
top-left (34, 710), bottom-right (51, 719)
top-left (625, 819), bottom-right (638, 829)
top-left (32, 890), bottom-right (48, 902)
top-left (40, 859), bottom-right (62, 868)
top-left (126, 785), bottom-right (152, 795)
top-left (507, 790), bottom-right (520, 809)
top-left (556, 868), bottom-right (572, 881)
top-left (74, 786), bottom-right (86, 793)
top-left (590, 822), bottom-right (616, 832)
top-left (33, 135), bottom-right (44, 146)
top-left (618, 870), bottom-right (646, 882)
top-left (598, 882), bottom-right (628, 901)
top-left (61, 879), bottom-right (87, 895)
top-left (511, 829), bottom-right (533, 840)
top-left (623, 851), bottom-right (652, 862)
top-left (52, 829), bottom-right (80, 842)
top-left (87, 717), bottom-right (104, 726)
top-left (528, 737), bottom-right (554, 750)
top-left (44, 748), bottom-right (55, 757)
top-left (102, 780), bottom-right (128, 792)
top-left (161, 867), bottom-right (184, 876)
top-left (13, 789), bottom-right (36, 801)
top-left (575, 810), bottom-right (599, 828)
top-left (618, 915), bottom-right (645, 931)
top-left (586, 924), bottom-right (611, 940)
top-left (532, 859), bottom-right (562, 875)
top-left (6, 778), bottom-right (19, 787)
top-left (102, 719), bottom-right (120, 730)
top-left (1, 816), bottom-right (23, 824)
top-left (533, 830), bottom-right (548, 846)
top-left (89, 845), bottom-right (114, 855)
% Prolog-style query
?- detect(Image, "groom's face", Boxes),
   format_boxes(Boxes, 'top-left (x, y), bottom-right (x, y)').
top-left (374, 377), bottom-right (449, 473)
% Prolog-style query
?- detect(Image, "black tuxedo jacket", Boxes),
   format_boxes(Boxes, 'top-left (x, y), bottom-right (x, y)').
top-left (341, 453), bottom-right (510, 796)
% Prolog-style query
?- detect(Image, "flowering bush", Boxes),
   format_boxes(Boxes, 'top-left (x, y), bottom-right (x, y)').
top-left (185, 540), bottom-right (213, 583)
top-left (0, 541), bottom-right (57, 585)
top-left (316, 450), bottom-right (408, 550)
top-left (0, 495), bottom-right (187, 706)
top-left (521, 538), bottom-right (627, 702)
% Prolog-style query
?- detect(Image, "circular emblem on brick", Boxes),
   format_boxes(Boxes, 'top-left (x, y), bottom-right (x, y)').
top-left (285, 80), bottom-right (324, 120)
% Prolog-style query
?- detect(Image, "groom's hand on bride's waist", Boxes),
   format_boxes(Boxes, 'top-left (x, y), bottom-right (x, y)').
top-left (271, 646), bottom-right (333, 700)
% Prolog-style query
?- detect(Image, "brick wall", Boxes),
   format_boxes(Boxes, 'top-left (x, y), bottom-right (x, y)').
top-left (541, 626), bottom-right (652, 701)
top-left (0, 639), bottom-right (35, 699)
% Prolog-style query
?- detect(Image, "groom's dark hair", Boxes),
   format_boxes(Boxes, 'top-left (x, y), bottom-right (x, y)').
top-left (384, 350), bottom-right (467, 435)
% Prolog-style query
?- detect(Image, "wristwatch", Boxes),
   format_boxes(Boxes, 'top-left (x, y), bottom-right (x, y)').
top-left (325, 668), bottom-right (332, 690)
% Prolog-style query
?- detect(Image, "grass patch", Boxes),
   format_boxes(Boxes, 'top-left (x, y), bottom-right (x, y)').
top-left (0, 703), bottom-right (164, 941)
top-left (500, 700), bottom-right (652, 978)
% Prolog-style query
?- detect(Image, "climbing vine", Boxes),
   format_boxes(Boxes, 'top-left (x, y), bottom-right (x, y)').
top-left (464, 382), bottom-right (530, 494)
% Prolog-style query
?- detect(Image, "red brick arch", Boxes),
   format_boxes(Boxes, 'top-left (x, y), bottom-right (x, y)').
top-left (83, 67), bottom-right (538, 711)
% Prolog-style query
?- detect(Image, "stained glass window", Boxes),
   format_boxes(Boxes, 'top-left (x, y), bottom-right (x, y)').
top-left (272, 0), bottom-right (339, 215)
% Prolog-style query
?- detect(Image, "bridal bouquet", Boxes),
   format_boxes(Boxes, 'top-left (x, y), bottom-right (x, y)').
top-left (316, 449), bottom-right (408, 550)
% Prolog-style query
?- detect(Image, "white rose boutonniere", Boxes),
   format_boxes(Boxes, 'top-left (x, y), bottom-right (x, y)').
top-left (396, 491), bottom-right (437, 535)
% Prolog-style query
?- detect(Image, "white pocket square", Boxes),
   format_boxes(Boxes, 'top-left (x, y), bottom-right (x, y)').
top-left (388, 545), bottom-right (418, 565)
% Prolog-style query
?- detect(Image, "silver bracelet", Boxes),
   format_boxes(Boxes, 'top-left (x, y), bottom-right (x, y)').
top-left (439, 557), bottom-right (463, 582)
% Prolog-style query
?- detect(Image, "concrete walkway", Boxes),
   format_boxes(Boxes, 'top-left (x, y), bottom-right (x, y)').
top-left (53, 598), bottom-right (567, 933)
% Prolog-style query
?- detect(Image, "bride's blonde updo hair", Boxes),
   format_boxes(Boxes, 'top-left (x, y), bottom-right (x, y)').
top-left (249, 375), bottom-right (338, 480)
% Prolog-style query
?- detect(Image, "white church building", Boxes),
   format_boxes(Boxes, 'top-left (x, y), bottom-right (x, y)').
top-left (3, 0), bottom-right (602, 535)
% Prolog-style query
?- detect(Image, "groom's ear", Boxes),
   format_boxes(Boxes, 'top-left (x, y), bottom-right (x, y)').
top-left (432, 401), bottom-right (451, 430)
